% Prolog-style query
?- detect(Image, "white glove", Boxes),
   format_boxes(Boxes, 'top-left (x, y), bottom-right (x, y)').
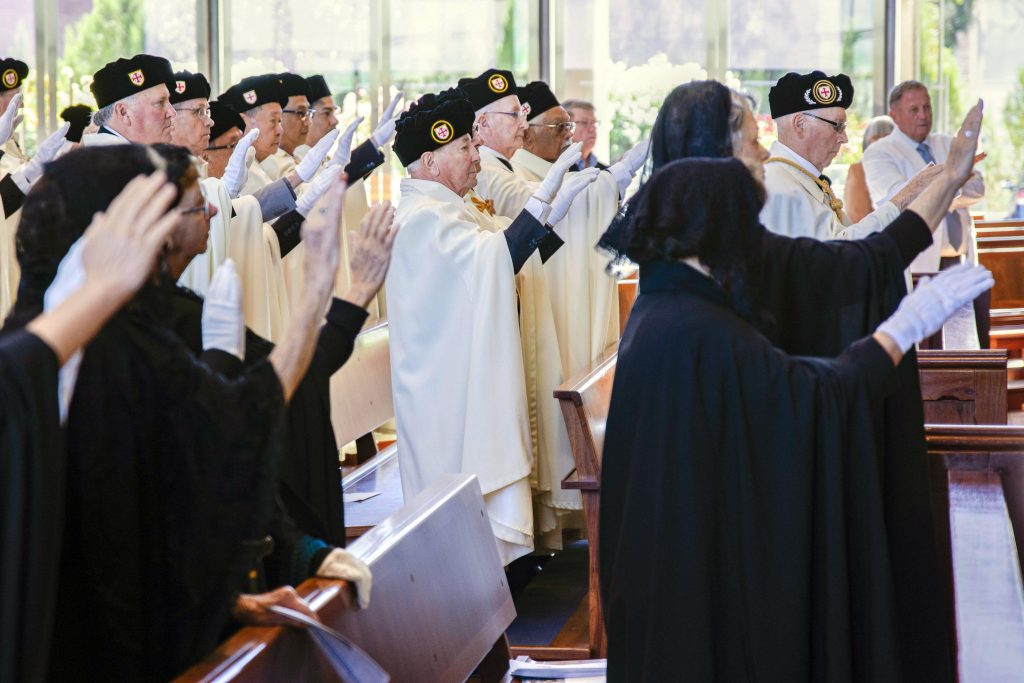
top-left (608, 137), bottom-right (650, 195)
top-left (0, 93), bottom-right (24, 146)
top-left (12, 123), bottom-right (71, 194)
top-left (222, 129), bottom-right (260, 197)
top-left (328, 117), bottom-right (364, 171)
top-left (532, 141), bottom-right (583, 205)
top-left (295, 128), bottom-right (339, 182)
top-left (296, 165), bottom-right (344, 216)
top-left (44, 236), bottom-right (87, 423)
top-left (370, 91), bottom-right (403, 148)
top-left (202, 259), bottom-right (245, 361)
top-left (316, 547), bottom-right (372, 609)
top-left (547, 167), bottom-right (601, 225)
top-left (876, 263), bottom-right (994, 353)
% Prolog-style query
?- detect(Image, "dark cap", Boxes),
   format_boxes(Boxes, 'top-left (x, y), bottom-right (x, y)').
top-left (456, 69), bottom-right (518, 112)
top-left (768, 71), bottom-right (854, 118)
top-left (219, 74), bottom-right (288, 114)
top-left (276, 72), bottom-right (311, 101)
top-left (91, 54), bottom-right (174, 108)
top-left (60, 104), bottom-right (94, 142)
top-left (169, 70), bottom-right (211, 105)
top-left (209, 100), bottom-right (246, 140)
top-left (306, 74), bottom-right (332, 103)
top-left (518, 81), bottom-right (560, 121)
top-left (0, 58), bottom-right (28, 91)
top-left (394, 88), bottom-right (476, 167)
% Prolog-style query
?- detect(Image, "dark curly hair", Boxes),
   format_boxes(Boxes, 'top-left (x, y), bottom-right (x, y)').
top-left (5, 143), bottom-right (197, 330)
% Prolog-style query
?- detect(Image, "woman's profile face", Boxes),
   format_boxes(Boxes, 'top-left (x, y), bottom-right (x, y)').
top-left (734, 108), bottom-right (769, 184)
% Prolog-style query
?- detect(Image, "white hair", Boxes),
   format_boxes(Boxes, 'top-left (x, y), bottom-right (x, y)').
top-left (92, 91), bottom-right (144, 127)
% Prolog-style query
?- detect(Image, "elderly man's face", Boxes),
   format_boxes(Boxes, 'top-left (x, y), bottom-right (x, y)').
top-left (243, 103), bottom-right (283, 161)
top-left (733, 107), bottom-right (769, 184)
top-left (0, 87), bottom-right (21, 117)
top-left (426, 134), bottom-right (481, 197)
top-left (797, 106), bottom-right (848, 171)
top-left (122, 83), bottom-right (176, 144)
top-left (477, 94), bottom-right (527, 157)
top-left (567, 106), bottom-right (598, 159)
top-left (281, 94), bottom-right (310, 154)
top-left (890, 87), bottom-right (933, 143)
top-left (167, 180), bottom-right (220, 278)
top-left (308, 95), bottom-right (339, 147)
top-left (525, 106), bottom-right (573, 163)
top-left (170, 97), bottom-right (214, 156)
top-left (202, 127), bottom-right (243, 178)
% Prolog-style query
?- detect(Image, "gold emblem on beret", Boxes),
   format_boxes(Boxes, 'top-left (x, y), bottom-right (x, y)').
top-left (243, 90), bottom-right (258, 105)
top-left (128, 69), bottom-right (145, 87)
top-left (811, 79), bottom-right (837, 105)
top-left (1, 69), bottom-right (18, 89)
top-left (487, 74), bottom-right (508, 94)
top-left (175, 80), bottom-right (187, 94)
top-left (430, 119), bottom-right (454, 144)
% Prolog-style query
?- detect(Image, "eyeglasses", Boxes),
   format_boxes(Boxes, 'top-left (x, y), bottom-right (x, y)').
top-left (487, 106), bottom-right (528, 122)
top-left (529, 121), bottom-right (577, 134)
top-left (174, 105), bottom-right (212, 119)
top-left (804, 112), bottom-right (847, 134)
top-left (205, 141), bottom-right (238, 152)
top-left (181, 186), bottom-right (211, 220)
top-left (283, 108), bottom-right (314, 120)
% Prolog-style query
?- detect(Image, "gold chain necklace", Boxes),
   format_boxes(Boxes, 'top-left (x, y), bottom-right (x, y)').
top-left (765, 156), bottom-right (845, 222)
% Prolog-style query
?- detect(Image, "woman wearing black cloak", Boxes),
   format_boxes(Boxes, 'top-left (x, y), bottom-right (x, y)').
top-left (6, 144), bottom-right (347, 681)
top-left (598, 82), bottom-right (987, 681)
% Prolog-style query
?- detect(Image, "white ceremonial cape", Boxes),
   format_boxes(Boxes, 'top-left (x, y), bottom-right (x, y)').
top-left (761, 141), bottom-right (901, 242)
top-left (242, 154), bottom-right (276, 196)
top-left (227, 194), bottom-right (291, 341)
top-left (388, 178), bottom-right (534, 565)
top-left (259, 148), bottom-right (297, 182)
top-left (178, 160), bottom-right (232, 296)
top-left (0, 199), bottom-right (19, 321)
top-left (0, 139), bottom-right (27, 176)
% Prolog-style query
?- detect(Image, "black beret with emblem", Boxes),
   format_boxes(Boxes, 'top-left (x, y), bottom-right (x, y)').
top-left (91, 54), bottom-right (174, 108)
top-left (0, 58), bottom-right (29, 92)
top-left (169, 70), bottom-right (211, 105)
top-left (518, 81), bottom-right (560, 121)
top-left (305, 75), bottom-right (332, 103)
top-left (276, 72), bottom-right (312, 101)
top-left (209, 101), bottom-right (246, 140)
top-left (393, 88), bottom-right (475, 167)
top-left (768, 70), bottom-right (854, 119)
top-left (60, 104), bottom-right (94, 142)
top-left (219, 74), bottom-right (288, 114)
top-left (456, 69), bottom-right (518, 112)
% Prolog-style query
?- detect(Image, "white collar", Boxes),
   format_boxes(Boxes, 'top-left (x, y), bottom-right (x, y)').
top-left (510, 148), bottom-right (551, 176)
top-left (101, 126), bottom-right (132, 142)
top-left (888, 125), bottom-right (932, 152)
top-left (770, 141), bottom-right (821, 176)
top-left (480, 146), bottom-right (511, 163)
top-left (400, 177), bottom-right (464, 205)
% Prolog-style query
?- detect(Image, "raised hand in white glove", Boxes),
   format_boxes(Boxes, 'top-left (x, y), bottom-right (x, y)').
top-left (370, 91), bottom-right (403, 148)
top-left (222, 129), bottom-right (260, 197)
top-left (875, 263), bottom-right (994, 353)
top-left (316, 547), bottom-right (372, 609)
top-left (328, 117), bottom-right (364, 171)
top-left (0, 93), bottom-right (24, 145)
top-left (202, 258), bottom-right (245, 360)
top-left (608, 137), bottom-right (650, 195)
top-left (296, 165), bottom-right (346, 216)
top-left (547, 167), bottom-right (602, 225)
top-left (533, 141), bottom-right (583, 205)
top-left (295, 128), bottom-right (340, 182)
top-left (12, 122), bottom-right (71, 194)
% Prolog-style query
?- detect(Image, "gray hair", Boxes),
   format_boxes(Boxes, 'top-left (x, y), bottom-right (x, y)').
top-left (888, 80), bottom-right (929, 109)
top-left (562, 99), bottom-right (595, 114)
top-left (92, 91), bottom-right (143, 127)
top-left (862, 115), bottom-right (894, 151)
top-left (728, 90), bottom-right (756, 153)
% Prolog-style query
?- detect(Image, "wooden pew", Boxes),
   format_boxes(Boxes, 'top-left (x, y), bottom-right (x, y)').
top-left (617, 278), bottom-right (638, 336)
top-left (976, 233), bottom-right (1024, 309)
top-left (918, 349), bottom-right (1008, 424)
top-left (177, 474), bottom-right (516, 683)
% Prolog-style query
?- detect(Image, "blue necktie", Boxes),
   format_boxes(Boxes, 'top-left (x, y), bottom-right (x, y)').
top-left (917, 142), bottom-right (936, 164)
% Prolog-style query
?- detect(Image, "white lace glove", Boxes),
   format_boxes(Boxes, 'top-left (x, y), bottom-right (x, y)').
top-left (532, 141), bottom-right (583, 205)
top-left (876, 263), bottom-right (994, 353)
top-left (202, 259), bottom-right (245, 361)
top-left (370, 91), bottom-right (403, 148)
top-left (296, 165), bottom-right (345, 216)
top-left (547, 167), bottom-right (601, 225)
top-left (295, 128), bottom-right (339, 182)
top-left (0, 93), bottom-right (24, 145)
top-left (608, 137), bottom-right (650, 195)
top-left (222, 129), bottom-right (259, 197)
top-left (12, 123), bottom-right (71, 194)
top-left (316, 547), bottom-right (372, 609)
top-left (328, 117), bottom-right (364, 170)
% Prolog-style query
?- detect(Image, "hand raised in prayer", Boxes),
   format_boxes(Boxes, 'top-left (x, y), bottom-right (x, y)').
top-left (344, 201), bottom-right (399, 309)
top-left (944, 99), bottom-right (984, 188)
top-left (328, 116), bottom-right (364, 171)
top-left (12, 122), bottom-right (71, 193)
top-left (547, 167), bottom-right (601, 225)
top-left (300, 172), bottom-right (347, 292)
top-left (232, 586), bottom-right (321, 627)
top-left (890, 163), bottom-right (945, 210)
top-left (202, 259), bottom-right (245, 360)
top-left (222, 128), bottom-right (260, 197)
top-left (371, 91), bottom-right (404, 148)
top-left (0, 92), bottom-right (23, 145)
top-left (533, 141), bottom-right (583, 205)
top-left (295, 128), bottom-right (340, 182)
top-left (608, 137), bottom-right (650, 195)
top-left (296, 165), bottom-right (346, 216)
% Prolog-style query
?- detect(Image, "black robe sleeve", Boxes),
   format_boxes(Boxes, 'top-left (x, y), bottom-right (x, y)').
top-left (345, 139), bottom-right (386, 181)
top-left (504, 210), bottom-right (563, 272)
top-left (0, 174), bottom-right (25, 218)
top-left (0, 331), bottom-right (63, 683)
top-left (269, 210), bottom-right (304, 257)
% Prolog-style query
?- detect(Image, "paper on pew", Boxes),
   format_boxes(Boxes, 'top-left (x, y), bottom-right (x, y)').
top-left (941, 301), bottom-right (981, 350)
top-left (343, 491), bottom-right (383, 503)
top-left (268, 605), bottom-right (389, 682)
top-left (506, 656), bottom-right (607, 681)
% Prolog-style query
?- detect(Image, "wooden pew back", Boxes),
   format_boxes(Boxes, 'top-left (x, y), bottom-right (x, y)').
top-left (917, 349), bottom-right (1008, 424)
top-left (976, 235), bottom-right (1024, 309)
top-left (329, 321), bottom-right (393, 452)
top-left (555, 344), bottom-right (618, 485)
top-left (177, 474), bottom-right (515, 683)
